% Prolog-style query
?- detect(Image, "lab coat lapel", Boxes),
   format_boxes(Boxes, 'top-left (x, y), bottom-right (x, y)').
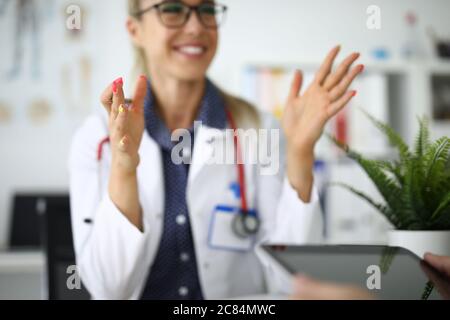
top-left (137, 131), bottom-right (164, 256)
top-left (187, 125), bottom-right (258, 210)
top-left (188, 125), bottom-right (228, 185)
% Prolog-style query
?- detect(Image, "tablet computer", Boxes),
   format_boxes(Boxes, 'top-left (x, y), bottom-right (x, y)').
top-left (260, 245), bottom-right (442, 300)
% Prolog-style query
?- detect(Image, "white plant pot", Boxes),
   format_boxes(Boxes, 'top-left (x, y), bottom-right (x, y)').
top-left (388, 230), bottom-right (450, 259)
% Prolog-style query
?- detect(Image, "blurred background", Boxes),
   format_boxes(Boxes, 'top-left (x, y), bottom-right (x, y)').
top-left (0, 0), bottom-right (449, 299)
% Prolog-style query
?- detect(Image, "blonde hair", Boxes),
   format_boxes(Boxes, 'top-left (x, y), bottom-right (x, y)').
top-left (127, 0), bottom-right (260, 129)
top-left (128, 0), bottom-right (149, 78)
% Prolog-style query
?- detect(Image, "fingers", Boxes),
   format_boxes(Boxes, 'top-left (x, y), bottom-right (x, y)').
top-left (101, 77), bottom-right (123, 118)
top-left (131, 75), bottom-right (148, 115)
top-left (420, 261), bottom-right (450, 298)
top-left (100, 84), bottom-right (114, 113)
top-left (314, 45), bottom-right (341, 85)
top-left (114, 104), bottom-right (129, 149)
top-left (292, 276), bottom-right (345, 300)
top-left (110, 78), bottom-right (128, 150)
top-left (424, 253), bottom-right (450, 277)
top-left (111, 77), bottom-right (125, 121)
top-left (323, 52), bottom-right (360, 91)
top-left (292, 276), bottom-right (373, 300)
top-left (101, 76), bottom-right (146, 160)
top-left (327, 90), bottom-right (356, 118)
top-left (420, 261), bottom-right (442, 284)
top-left (329, 64), bottom-right (364, 102)
top-left (288, 70), bottom-right (304, 101)
top-left (292, 276), bottom-right (323, 300)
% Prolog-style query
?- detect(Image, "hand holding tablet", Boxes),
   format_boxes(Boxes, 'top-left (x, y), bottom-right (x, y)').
top-left (260, 245), bottom-right (447, 300)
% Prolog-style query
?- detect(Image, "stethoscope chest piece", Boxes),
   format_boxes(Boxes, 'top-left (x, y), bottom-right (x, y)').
top-left (232, 211), bottom-right (260, 239)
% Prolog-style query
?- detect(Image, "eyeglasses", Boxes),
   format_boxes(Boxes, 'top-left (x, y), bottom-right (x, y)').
top-left (132, 1), bottom-right (228, 29)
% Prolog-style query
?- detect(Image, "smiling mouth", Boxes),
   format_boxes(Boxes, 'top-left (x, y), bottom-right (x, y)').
top-left (174, 45), bottom-right (207, 58)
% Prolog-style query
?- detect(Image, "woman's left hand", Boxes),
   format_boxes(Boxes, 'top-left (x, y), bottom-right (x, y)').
top-left (282, 46), bottom-right (364, 202)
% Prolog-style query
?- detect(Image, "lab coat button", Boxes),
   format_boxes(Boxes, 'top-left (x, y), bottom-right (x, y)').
top-left (176, 215), bottom-right (187, 225)
top-left (178, 286), bottom-right (189, 297)
top-left (180, 252), bottom-right (190, 262)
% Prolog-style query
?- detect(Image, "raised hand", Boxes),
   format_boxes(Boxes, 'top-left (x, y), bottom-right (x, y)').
top-left (101, 75), bottom-right (148, 174)
top-left (100, 75), bottom-right (148, 231)
top-left (282, 46), bottom-right (364, 201)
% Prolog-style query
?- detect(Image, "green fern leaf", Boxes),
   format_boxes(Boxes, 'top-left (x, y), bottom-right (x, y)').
top-left (328, 134), bottom-right (417, 228)
top-left (430, 191), bottom-right (450, 230)
top-left (376, 160), bottom-right (404, 185)
top-left (330, 182), bottom-right (400, 227)
top-left (360, 108), bottom-right (411, 163)
top-left (404, 158), bottom-right (428, 223)
top-left (414, 117), bottom-right (430, 158)
top-left (327, 116), bottom-right (450, 231)
top-left (424, 137), bottom-right (450, 185)
top-left (431, 190), bottom-right (450, 221)
top-left (432, 208), bottom-right (450, 230)
top-left (423, 137), bottom-right (450, 219)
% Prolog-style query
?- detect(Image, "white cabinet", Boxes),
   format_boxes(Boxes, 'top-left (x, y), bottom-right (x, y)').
top-left (0, 251), bottom-right (44, 299)
top-left (240, 60), bottom-right (450, 243)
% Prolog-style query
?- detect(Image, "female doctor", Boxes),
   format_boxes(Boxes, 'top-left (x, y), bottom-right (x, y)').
top-left (69, 0), bottom-right (364, 300)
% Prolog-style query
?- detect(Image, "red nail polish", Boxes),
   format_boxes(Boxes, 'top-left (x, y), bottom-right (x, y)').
top-left (360, 64), bottom-right (365, 72)
top-left (352, 91), bottom-right (357, 97)
top-left (140, 75), bottom-right (147, 81)
top-left (114, 77), bottom-right (123, 85)
top-left (112, 82), bottom-right (117, 94)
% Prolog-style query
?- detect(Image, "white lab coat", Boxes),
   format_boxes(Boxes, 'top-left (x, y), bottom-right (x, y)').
top-left (68, 109), bottom-right (323, 300)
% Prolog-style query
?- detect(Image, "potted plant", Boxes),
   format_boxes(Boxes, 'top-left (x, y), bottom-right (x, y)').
top-left (330, 111), bottom-right (450, 259)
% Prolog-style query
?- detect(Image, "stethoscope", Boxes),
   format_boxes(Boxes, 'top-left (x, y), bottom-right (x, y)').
top-left (96, 106), bottom-right (260, 239)
top-left (223, 108), bottom-right (260, 238)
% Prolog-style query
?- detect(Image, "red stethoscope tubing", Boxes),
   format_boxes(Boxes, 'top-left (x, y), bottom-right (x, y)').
top-left (96, 108), bottom-right (248, 214)
top-left (97, 137), bottom-right (110, 161)
top-left (224, 108), bottom-right (248, 214)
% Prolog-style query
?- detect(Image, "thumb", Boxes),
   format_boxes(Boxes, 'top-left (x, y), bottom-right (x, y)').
top-left (288, 70), bottom-right (303, 101)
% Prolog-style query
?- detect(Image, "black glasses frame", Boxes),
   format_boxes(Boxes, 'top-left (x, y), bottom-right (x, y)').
top-left (132, 1), bottom-right (228, 29)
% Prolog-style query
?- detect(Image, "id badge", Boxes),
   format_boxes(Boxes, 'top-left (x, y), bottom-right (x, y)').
top-left (207, 205), bottom-right (256, 252)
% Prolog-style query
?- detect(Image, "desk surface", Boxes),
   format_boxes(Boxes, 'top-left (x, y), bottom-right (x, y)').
top-left (0, 251), bottom-right (44, 299)
top-left (0, 250), bottom-right (45, 273)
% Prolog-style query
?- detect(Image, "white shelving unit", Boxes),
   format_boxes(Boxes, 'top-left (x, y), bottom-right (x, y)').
top-left (241, 59), bottom-right (450, 142)
top-left (240, 59), bottom-right (450, 244)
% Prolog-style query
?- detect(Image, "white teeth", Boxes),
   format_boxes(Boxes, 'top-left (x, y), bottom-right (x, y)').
top-left (178, 46), bottom-right (205, 55)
